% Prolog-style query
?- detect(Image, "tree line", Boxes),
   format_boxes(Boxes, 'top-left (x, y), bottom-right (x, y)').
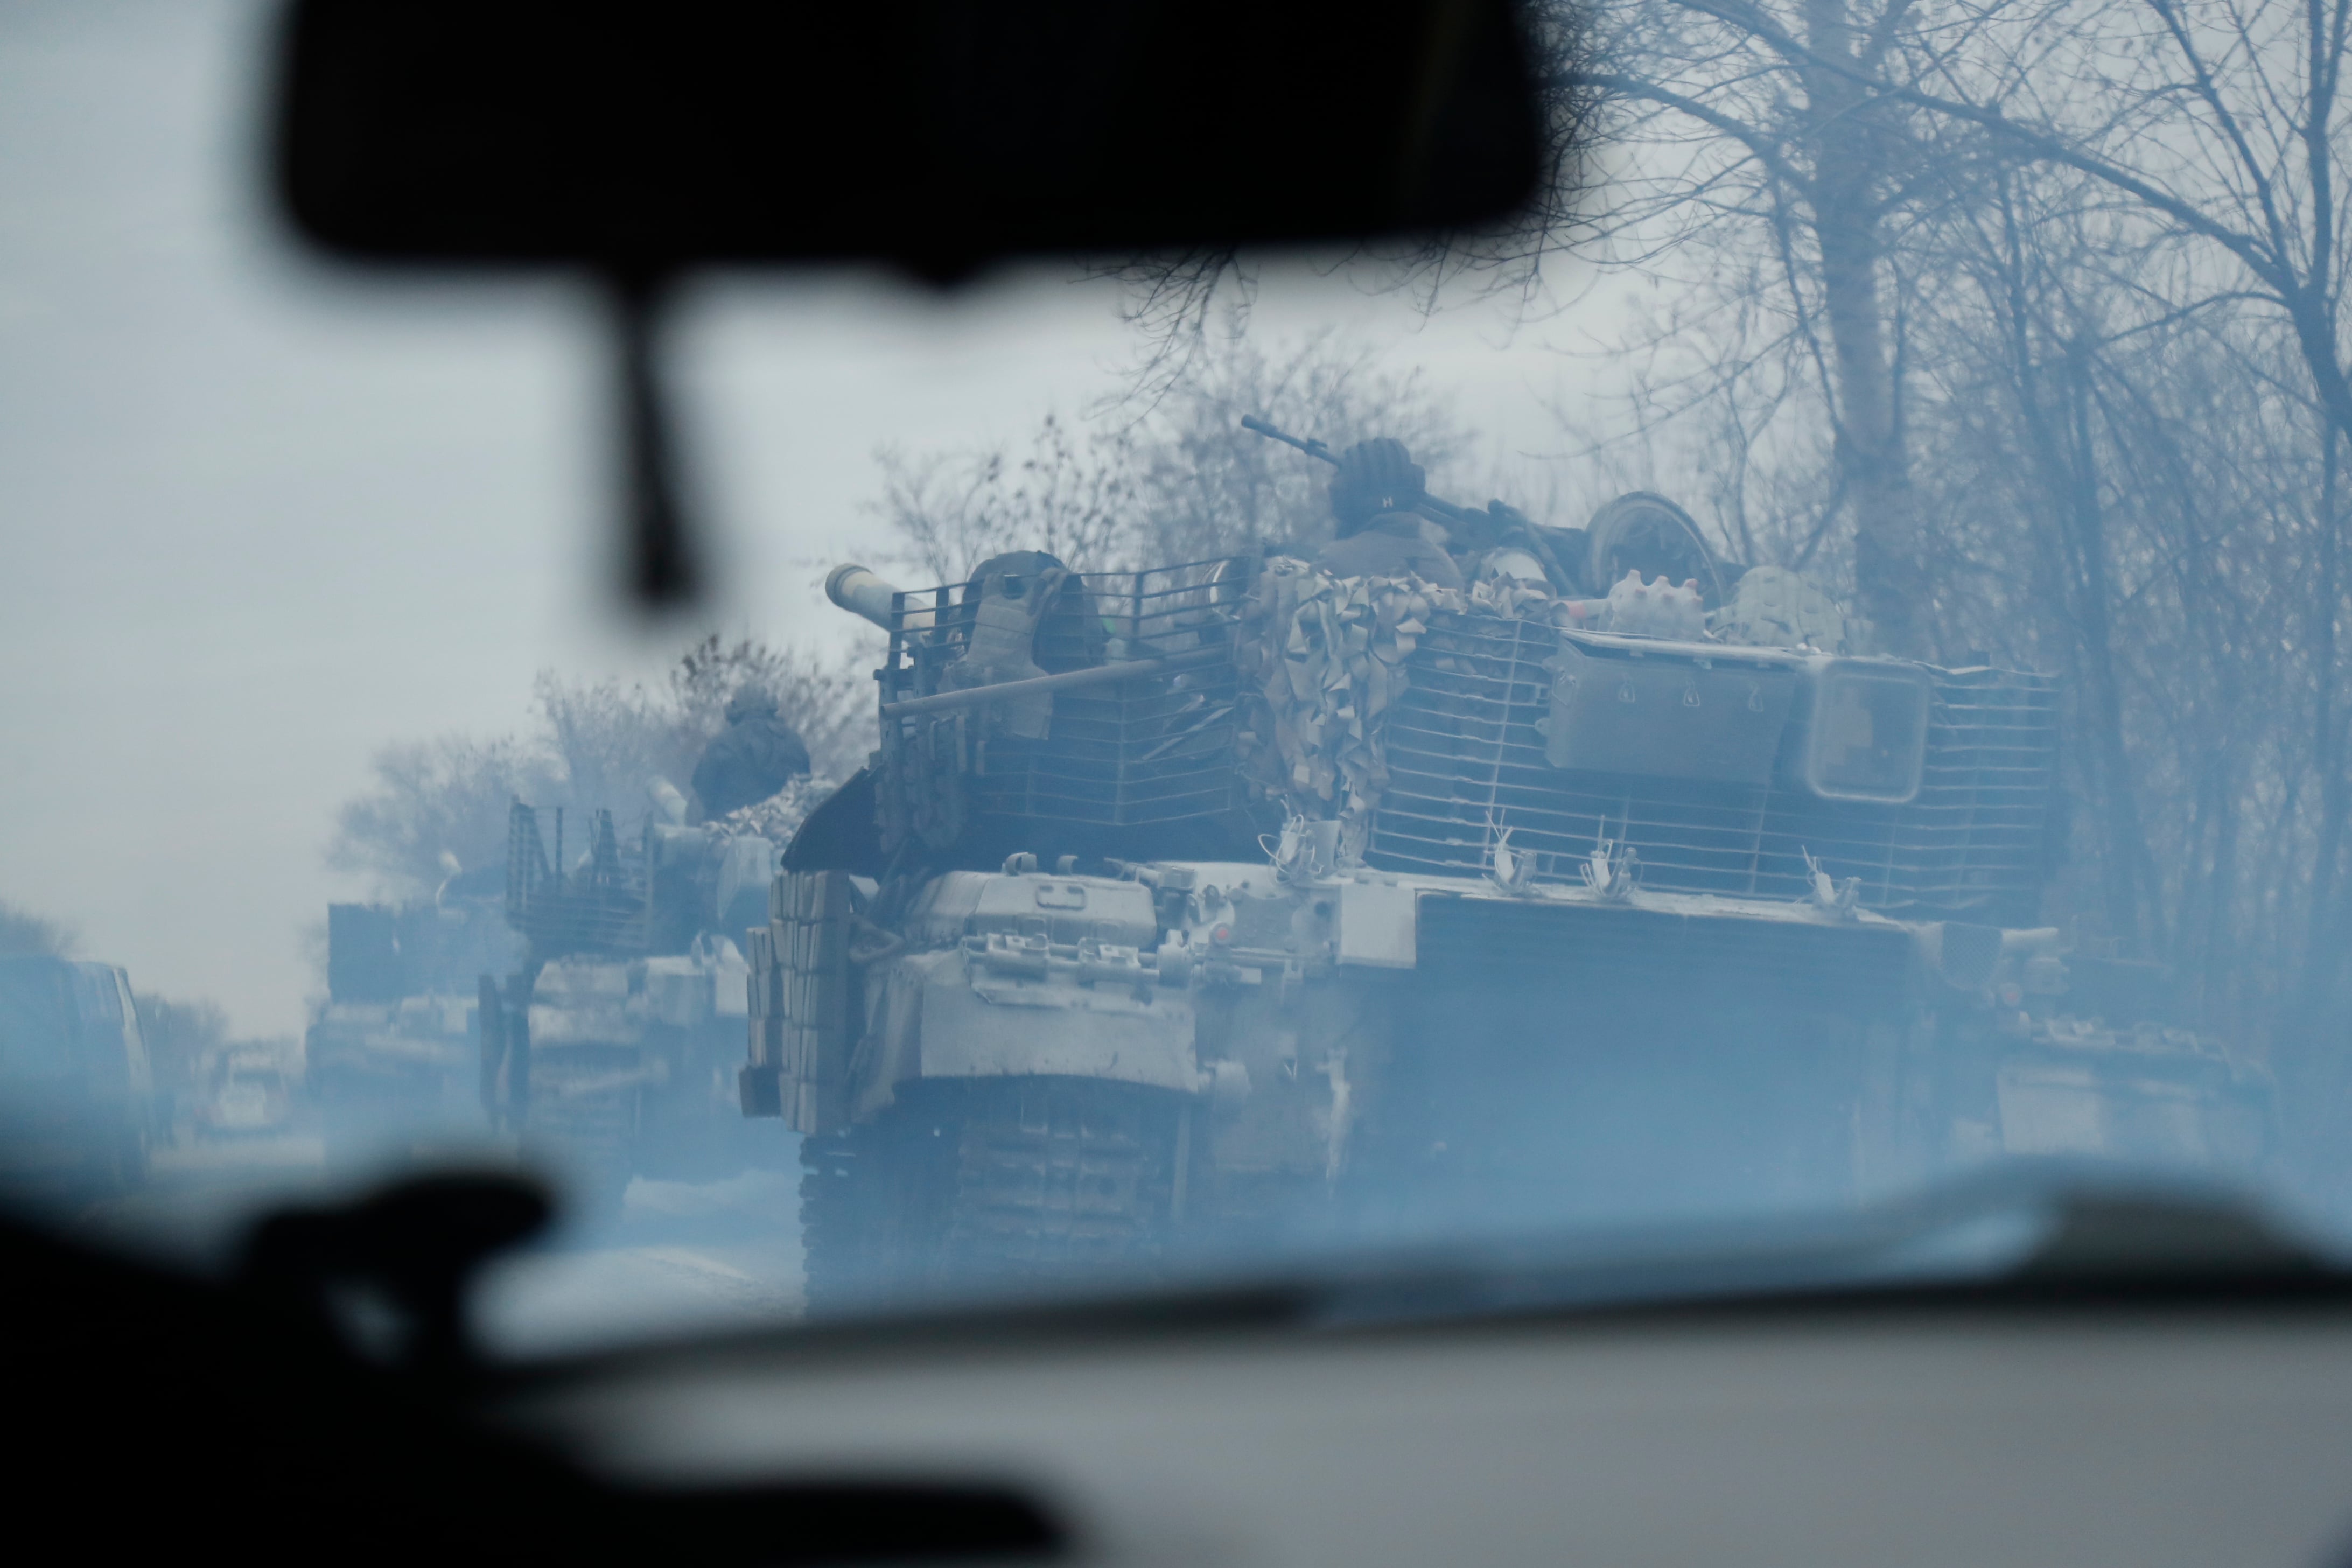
top-left (328, 636), bottom-right (871, 901)
top-left (918, 0), bottom-right (2352, 1192)
top-left (323, 0), bottom-right (2352, 1192)
top-left (1548, 0), bottom-right (2352, 1187)
top-left (0, 899), bottom-right (287, 1107)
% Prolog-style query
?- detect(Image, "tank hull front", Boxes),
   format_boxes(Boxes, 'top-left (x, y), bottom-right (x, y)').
top-left (751, 860), bottom-right (2271, 1306)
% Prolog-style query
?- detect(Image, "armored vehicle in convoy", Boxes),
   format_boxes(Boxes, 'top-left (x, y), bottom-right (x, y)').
top-left (483, 784), bottom-right (807, 1205)
top-left (746, 450), bottom-right (2268, 1307)
top-left (192, 1047), bottom-right (296, 1140)
top-left (0, 956), bottom-right (158, 1193)
top-left (307, 882), bottom-right (519, 1161)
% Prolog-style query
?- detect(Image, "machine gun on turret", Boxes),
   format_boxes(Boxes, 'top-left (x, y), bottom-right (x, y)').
top-left (1240, 414), bottom-right (1729, 604)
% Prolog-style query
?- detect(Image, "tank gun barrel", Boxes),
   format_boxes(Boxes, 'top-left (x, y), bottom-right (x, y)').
top-left (881, 648), bottom-right (1227, 719)
top-left (827, 563), bottom-right (929, 631)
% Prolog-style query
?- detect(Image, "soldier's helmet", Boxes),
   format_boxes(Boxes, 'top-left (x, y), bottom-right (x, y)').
top-left (1328, 438), bottom-right (1426, 535)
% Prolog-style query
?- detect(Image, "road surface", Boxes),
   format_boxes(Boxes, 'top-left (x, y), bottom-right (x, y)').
top-left (48, 1120), bottom-right (808, 1357)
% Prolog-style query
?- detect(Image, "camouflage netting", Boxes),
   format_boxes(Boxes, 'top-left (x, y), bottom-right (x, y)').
top-left (1235, 560), bottom-right (1560, 864)
top-left (1709, 564), bottom-right (1849, 653)
top-left (712, 773), bottom-right (839, 848)
top-left (876, 710), bottom-right (967, 853)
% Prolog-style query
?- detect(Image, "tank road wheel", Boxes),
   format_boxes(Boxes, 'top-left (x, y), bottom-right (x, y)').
top-left (797, 1078), bottom-right (1180, 1313)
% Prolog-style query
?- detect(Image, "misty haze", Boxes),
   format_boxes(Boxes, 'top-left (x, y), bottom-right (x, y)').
top-left (2, 0), bottom-right (2347, 1360)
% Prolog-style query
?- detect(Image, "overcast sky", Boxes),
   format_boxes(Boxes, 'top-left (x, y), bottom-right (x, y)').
top-left (0, 1), bottom-right (1625, 1034)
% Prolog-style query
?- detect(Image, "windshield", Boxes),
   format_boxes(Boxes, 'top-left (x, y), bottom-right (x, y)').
top-left (2, 0), bottom-right (2346, 1356)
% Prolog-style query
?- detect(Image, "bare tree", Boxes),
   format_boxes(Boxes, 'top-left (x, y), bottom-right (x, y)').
top-left (1565, 0), bottom-right (2026, 653)
top-left (331, 639), bottom-right (871, 899)
top-left (0, 898), bottom-right (274, 1097)
top-left (0, 899), bottom-right (76, 957)
top-left (1536, 0), bottom-right (2352, 1158)
top-left (1099, 1), bottom-right (1968, 653)
top-left (1882, 136), bottom-right (2350, 1124)
top-left (1880, 0), bottom-right (2352, 437)
top-left (328, 733), bottom-right (552, 898)
top-left (1807, 0), bottom-right (2352, 1101)
top-left (1628, 0), bottom-right (2352, 953)
top-left (869, 328), bottom-right (1468, 582)
top-left (1911, 164), bottom-right (2174, 950)
top-left (873, 414), bottom-right (1137, 583)
top-left (1097, 0), bottom-right (1604, 395)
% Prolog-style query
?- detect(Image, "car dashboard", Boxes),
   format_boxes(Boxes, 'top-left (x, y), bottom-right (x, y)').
top-left (505, 1291), bottom-right (2352, 1568)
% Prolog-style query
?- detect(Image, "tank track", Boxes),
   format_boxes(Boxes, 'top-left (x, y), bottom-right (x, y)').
top-left (800, 1077), bottom-right (1179, 1313)
top-left (937, 1077), bottom-right (1177, 1284)
top-left (797, 1127), bottom-right (921, 1312)
top-left (524, 1046), bottom-right (641, 1214)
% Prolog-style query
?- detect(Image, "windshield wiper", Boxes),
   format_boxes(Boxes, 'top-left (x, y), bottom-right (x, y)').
top-left (1289, 1164), bottom-right (2345, 1333)
top-left (534, 1165), bottom-right (2349, 1372)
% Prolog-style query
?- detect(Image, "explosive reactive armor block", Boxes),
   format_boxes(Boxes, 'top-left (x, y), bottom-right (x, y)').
top-left (742, 870), bottom-right (859, 1133)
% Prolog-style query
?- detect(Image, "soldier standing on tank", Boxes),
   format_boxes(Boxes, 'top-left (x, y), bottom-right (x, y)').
top-left (691, 688), bottom-right (811, 821)
top-left (1311, 437), bottom-right (1465, 589)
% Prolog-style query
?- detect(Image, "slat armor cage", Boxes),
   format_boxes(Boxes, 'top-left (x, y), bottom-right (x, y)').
top-left (880, 558), bottom-right (1261, 834)
top-left (875, 561), bottom-right (2060, 927)
top-left (1367, 612), bottom-right (2061, 925)
top-left (505, 802), bottom-right (651, 956)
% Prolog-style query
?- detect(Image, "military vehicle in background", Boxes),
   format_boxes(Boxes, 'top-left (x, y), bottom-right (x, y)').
top-left (483, 779), bottom-right (815, 1207)
top-left (0, 955), bottom-right (158, 1194)
top-left (747, 438), bottom-right (2269, 1308)
top-left (191, 1046), bottom-right (297, 1139)
top-left (306, 876), bottom-right (520, 1162)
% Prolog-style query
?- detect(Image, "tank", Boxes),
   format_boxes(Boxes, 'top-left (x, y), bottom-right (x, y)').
top-left (483, 784), bottom-right (812, 1207)
top-left (306, 888), bottom-right (520, 1163)
top-left (751, 526), bottom-right (2269, 1307)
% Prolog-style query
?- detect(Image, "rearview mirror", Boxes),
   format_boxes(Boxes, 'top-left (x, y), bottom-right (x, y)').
top-left (269, 0), bottom-right (1545, 608)
top-left (275, 0), bottom-right (1542, 277)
